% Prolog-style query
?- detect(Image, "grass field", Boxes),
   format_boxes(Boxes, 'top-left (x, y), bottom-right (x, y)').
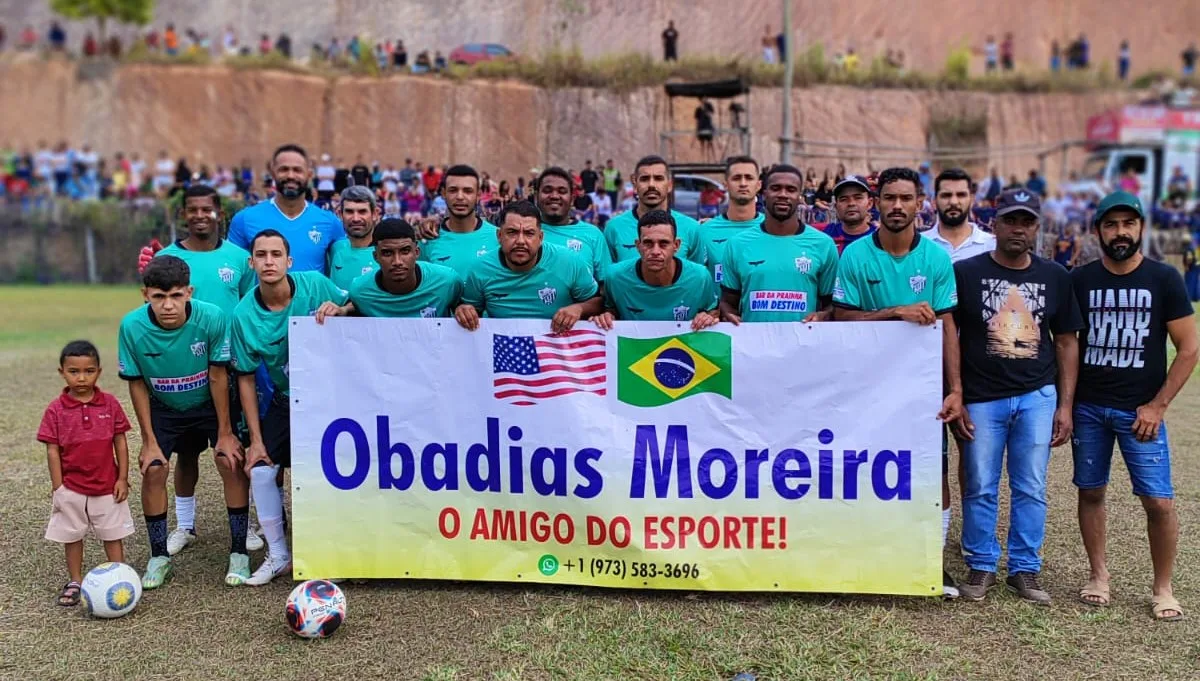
top-left (2, 285), bottom-right (1199, 681)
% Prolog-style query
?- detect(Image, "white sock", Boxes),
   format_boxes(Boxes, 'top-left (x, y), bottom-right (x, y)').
top-left (251, 465), bottom-right (289, 562)
top-left (175, 496), bottom-right (196, 532)
top-left (942, 508), bottom-right (951, 548)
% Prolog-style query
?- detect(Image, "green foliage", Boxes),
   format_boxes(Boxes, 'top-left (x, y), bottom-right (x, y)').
top-left (48, 0), bottom-right (154, 26)
top-left (943, 44), bottom-right (971, 83)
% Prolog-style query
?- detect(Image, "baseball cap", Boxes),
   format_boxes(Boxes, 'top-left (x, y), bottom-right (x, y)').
top-left (994, 188), bottom-right (1041, 219)
top-left (1093, 190), bottom-right (1144, 225)
top-left (833, 175), bottom-right (872, 196)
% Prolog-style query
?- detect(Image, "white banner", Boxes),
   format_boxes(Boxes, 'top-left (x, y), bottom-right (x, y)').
top-left (289, 318), bottom-right (944, 595)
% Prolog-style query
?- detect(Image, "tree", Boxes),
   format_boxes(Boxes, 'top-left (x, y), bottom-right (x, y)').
top-left (49, 0), bottom-right (155, 44)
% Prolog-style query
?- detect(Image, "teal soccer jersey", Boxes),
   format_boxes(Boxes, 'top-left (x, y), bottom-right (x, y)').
top-left (541, 222), bottom-right (611, 283)
top-left (833, 231), bottom-right (957, 313)
top-left (230, 271), bottom-right (349, 396)
top-left (604, 258), bottom-right (717, 321)
top-left (462, 242), bottom-right (599, 319)
top-left (699, 212), bottom-right (764, 284)
top-left (719, 225), bottom-right (839, 322)
top-left (419, 219), bottom-right (499, 276)
top-left (328, 240), bottom-right (379, 290)
top-left (117, 300), bottom-right (231, 412)
top-left (604, 209), bottom-right (705, 265)
top-left (349, 263), bottom-right (463, 318)
top-left (156, 239), bottom-right (254, 315)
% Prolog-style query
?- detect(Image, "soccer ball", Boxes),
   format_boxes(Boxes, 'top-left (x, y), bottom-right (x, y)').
top-left (285, 580), bottom-right (346, 638)
top-left (79, 562), bottom-right (142, 619)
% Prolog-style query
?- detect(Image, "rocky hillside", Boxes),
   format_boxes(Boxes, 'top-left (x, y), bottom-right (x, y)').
top-left (2, 0), bottom-right (1198, 73)
top-left (0, 59), bottom-right (1138, 183)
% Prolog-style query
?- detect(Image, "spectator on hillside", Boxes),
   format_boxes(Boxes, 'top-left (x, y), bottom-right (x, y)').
top-left (1050, 40), bottom-right (1061, 72)
top-left (1167, 166), bottom-right (1192, 202)
top-left (393, 40), bottom-right (408, 68)
top-left (83, 33), bottom-right (98, 57)
top-left (315, 154), bottom-right (336, 201)
top-left (20, 25), bottom-right (36, 50)
top-left (347, 35), bottom-right (361, 63)
top-left (414, 50), bottom-right (432, 73)
top-left (984, 35), bottom-right (998, 72)
top-left (776, 29), bottom-right (786, 62)
top-left (1184, 43), bottom-right (1199, 78)
top-left (48, 22), bottom-right (66, 52)
top-left (107, 35), bottom-right (122, 58)
top-left (1076, 33), bottom-right (1090, 68)
top-left (164, 24), bottom-right (179, 56)
top-left (976, 168), bottom-right (1003, 204)
top-left (0, 24), bottom-right (6, 50)
top-left (143, 28), bottom-right (159, 51)
top-left (662, 20), bottom-right (679, 62)
top-left (918, 162), bottom-right (934, 196)
top-left (844, 47), bottom-right (860, 73)
top-left (1118, 40), bottom-right (1132, 81)
top-left (275, 33), bottom-right (291, 58)
top-left (1000, 33), bottom-right (1014, 71)
top-left (327, 37), bottom-right (343, 62)
top-left (423, 165), bottom-right (443, 196)
top-left (580, 160), bottom-right (599, 195)
top-left (258, 33), bottom-right (271, 55)
top-left (695, 98), bottom-right (715, 156)
top-left (375, 43), bottom-right (388, 70)
top-left (223, 25), bottom-right (237, 55)
top-left (435, 51), bottom-right (447, 71)
top-left (1026, 169), bottom-right (1047, 197)
top-left (350, 155), bottom-right (371, 187)
top-left (761, 25), bottom-right (776, 64)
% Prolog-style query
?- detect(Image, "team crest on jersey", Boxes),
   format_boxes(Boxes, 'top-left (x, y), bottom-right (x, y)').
top-left (538, 286), bottom-right (557, 306)
top-left (672, 305), bottom-right (690, 321)
top-left (308, 227), bottom-right (321, 244)
top-left (190, 341), bottom-right (207, 357)
top-left (909, 274), bottom-right (927, 294)
top-left (217, 266), bottom-right (235, 284)
top-left (361, 265), bottom-right (373, 275)
top-left (419, 306), bottom-right (437, 318)
top-left (794, 255), bottom-right (812, 274)
top-left (566, 239), bottom-right (583, 252)
top-left (476, 246), bottom-right (489, 257)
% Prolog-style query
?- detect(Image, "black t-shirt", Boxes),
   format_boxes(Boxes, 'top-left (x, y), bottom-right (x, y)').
top-left (1184, 48), bottom-right (1198, 68)
top-left (1072, 258), bottom-right (1194, 410)
top-left (350, 164), bottom-right (371, 187)
top-left (580, 169), bottom-right (599, 194)
top-left (953, 253), bottom-right (1084, 403)
top-left (333, 167), bottom-right (350, 193)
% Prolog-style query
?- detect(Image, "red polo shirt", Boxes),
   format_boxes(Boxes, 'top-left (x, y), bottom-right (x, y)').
top-left (37, 388), bottom-right (131, 496)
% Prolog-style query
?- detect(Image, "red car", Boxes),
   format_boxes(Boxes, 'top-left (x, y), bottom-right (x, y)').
top-left (449, 43), bottom-right (515, 66)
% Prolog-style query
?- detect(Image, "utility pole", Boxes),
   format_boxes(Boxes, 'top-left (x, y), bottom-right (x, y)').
top-left (780, 0), bottom-right (794, 165)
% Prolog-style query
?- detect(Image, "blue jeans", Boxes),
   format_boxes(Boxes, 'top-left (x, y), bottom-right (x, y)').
top-left (961, 385), bottom-right (1057, 575)
top-left (1071, 402), bottom-right (1173, 499)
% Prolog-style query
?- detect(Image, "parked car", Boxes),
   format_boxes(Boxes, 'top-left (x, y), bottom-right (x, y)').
top-left (672, 174), bottom-right (727, 219)
top-left (449, 43), bottom-right (515, 66)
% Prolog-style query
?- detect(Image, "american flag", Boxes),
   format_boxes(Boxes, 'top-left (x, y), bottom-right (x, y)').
top-left (492, 330), bottom-right (608, 406)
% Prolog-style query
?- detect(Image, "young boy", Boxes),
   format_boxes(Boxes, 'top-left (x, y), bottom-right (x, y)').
top-left (38, 340), bottom-right (135, 606)
top-left (118, 255), bottom-right (250, 589)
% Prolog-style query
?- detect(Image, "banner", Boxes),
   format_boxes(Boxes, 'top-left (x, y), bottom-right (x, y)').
top-left (289, 318), bottom-right (944, 595)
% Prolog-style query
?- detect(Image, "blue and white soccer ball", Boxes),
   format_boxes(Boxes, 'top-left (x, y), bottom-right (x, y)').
top-left (285, 580), bottom-right (346, 639)
top-left (80, 562), bottom-right (142, 619)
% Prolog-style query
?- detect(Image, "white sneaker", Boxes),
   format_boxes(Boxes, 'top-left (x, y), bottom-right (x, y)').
top-left (245, 555), bottom-right (291, 586)
top-left (166, 528), bottom-right (197, 556)
top-left (246, 525), bottom-right (264, 552)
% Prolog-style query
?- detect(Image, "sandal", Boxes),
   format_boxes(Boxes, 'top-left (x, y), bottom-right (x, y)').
top-left (1151, 595), bottom-right (1184, 622)
top-left (58, 581), bottom-right (81, 606)
top-left (1078, 579), bottom-right (1110, 607)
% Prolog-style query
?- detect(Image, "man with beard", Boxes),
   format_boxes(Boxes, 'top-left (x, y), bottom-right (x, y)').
top-left (592, 210), bottom-right (719, 330)
top-left (328, 185), bottom-right (382, 290)
top-left (1070, 191), bottom-right (1198, 621)
top-left (833, 166), bottom-right (964, 598)
top-left (534, 167), bottom-right (610, 285)
top-left (821, 175), bottom-right (878, 255)
top-left (455, 201), bottom-right (602, 333)
top-left (153, 185), bottom-right (263, 558)
top-left (924, 168), bottom-right (995, 263)
top-left (342, 219), bottom-right (462, 318)
top-left (417, 165), bottom-right (499, 277)
top-left (225, 144), bottom-right (346, 274)
top-left (952, 189), bottom-right (1082, 606)
top-left (717, 164), bottom-right (838, 323)
top-left (698, 156), bottom-right (764, 285)
top-left (604, 155), bottom-right (705, 265)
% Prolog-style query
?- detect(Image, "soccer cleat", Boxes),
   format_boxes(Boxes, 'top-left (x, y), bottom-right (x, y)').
top-left (245, 556), bottom-right (292, 586)
top-left (225, 553), bottom-right (252, 586)
top-left (141, 556), bottom-right (174, 590)
top-left (166, 528), bottom-right (197, 556)
top-left (246, 525), bottom-right (265, 552)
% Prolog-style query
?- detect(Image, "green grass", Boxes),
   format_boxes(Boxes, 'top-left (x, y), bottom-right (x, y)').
top-left (2, 286), bottom-right (1200, 680)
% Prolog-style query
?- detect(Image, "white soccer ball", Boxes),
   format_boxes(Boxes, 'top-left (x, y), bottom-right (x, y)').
top-left (285, 580), bottom-right (347, 638)
top-left (80, 562), bottom-right (142, 619)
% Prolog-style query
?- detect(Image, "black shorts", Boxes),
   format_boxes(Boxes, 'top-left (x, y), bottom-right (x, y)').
top-left (151, 400), bottom-right (218, 459)
top-left (261, 394), bottom-right (292, 468)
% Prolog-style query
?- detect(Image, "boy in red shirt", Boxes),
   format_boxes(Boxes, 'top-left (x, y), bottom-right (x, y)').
top-left (37, 340), bottom-right (135, 606)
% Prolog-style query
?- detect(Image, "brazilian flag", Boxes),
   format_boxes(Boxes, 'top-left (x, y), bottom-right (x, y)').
top-left (617, 332), bottom-right (732, 407)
